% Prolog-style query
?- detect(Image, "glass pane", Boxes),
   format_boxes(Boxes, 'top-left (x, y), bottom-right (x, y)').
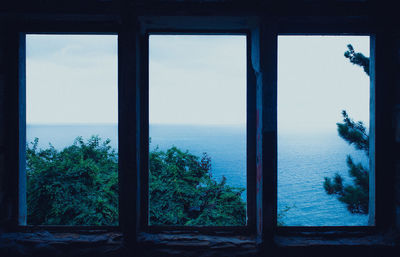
top-left (26, 35), bottom-right (118, 225)
top-left (278, 36), bottom-right (371, 226)
top-left (149, 35), bottom-right (247, 226)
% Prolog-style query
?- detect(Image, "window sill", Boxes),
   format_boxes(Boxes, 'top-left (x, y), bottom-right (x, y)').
top-left (137, 232), bottom-right (258, 256)
top-left (274, 232), bottom-right (397, 247)
top-left (0, 231), bottom-right (258, 256)
top-left (272, 232), bottom-right (399, 257)
top-left (1, 230), bottom-right (399, 257)
top-left (138, 231), bottom-right (257, 247)
top-left (0, 231), bottom-right (123, 256)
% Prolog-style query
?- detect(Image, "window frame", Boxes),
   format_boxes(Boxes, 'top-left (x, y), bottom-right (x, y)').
top-left (273, 19), bottom-right (387, 235)
top-left (4, 14), bottom-right (395, 245)
top-left (139, 29), bottom-right (256, 235)
top-left (14, 31), bottom-right (121, 232)
top-left (276, 33), bottom-right (375, 231)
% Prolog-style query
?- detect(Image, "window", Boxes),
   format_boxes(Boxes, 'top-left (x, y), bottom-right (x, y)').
top-left (277, 35), bottom-right (373, 227)
top-left (22, 34), bottom-right (118, 226)
top-left (3, 13), bottom-right (389, 252)
top-left (147, 34), bottom-right (249, 227)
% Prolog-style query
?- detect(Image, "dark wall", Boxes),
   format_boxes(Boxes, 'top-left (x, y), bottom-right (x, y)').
top-left (1, 1), bottom-right (400, 256)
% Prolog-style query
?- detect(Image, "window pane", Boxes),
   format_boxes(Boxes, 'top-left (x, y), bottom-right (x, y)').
top-left (278, 36), bottom-right (371, 226)
top-left (26, 35), bottom-right (118, 225)
top-left (149, 35), bottom-right (247, 226)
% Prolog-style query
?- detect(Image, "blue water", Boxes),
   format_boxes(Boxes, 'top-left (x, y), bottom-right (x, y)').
top-left (278, 133), bottom-right (368, 226)
top-left (27, 124), bottom-right (369, 226)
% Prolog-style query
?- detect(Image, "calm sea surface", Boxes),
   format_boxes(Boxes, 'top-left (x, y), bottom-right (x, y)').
top-left (27, 124), bottom-right (369, 226)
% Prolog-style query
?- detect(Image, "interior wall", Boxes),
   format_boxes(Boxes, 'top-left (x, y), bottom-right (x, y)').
top-left (1, 1), bottom-right (400, 256)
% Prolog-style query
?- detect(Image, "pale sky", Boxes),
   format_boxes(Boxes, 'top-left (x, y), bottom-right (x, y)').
top-left (26, 35), bottom-right (118, 124)
top-left (149, 35), bottom-right (247, 125)
top-left (26, 34), bottom-right (370, 131)
top-left (278, 36), bottom-right (370, 133)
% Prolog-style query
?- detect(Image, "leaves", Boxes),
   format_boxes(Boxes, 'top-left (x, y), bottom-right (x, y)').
top-left (337, 110), bottom-right (369, 155)
top-left (27, 137), bottom-right (246, 226)
top-left (149, 147), bottom-right (246, 226)
top-left (324, 112), bottom-right (369, 215)
top-left (26, 136), bottom-right (118, 225)
top-left (344, 44), bottom-right (370, 76)
top-left (323, 44), bottom-right (370, 215)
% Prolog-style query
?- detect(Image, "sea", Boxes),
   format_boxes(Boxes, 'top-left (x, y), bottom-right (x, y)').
top-left (27, 123), bottom-right (369, 226)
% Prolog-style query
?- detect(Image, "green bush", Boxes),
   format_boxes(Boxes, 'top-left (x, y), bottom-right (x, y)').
top-left (149, 146), bottom-right (246, 226)
top-left (26, 136), bottom-right (118, 225)
top-left (26, 136), bottom-right (246, 226)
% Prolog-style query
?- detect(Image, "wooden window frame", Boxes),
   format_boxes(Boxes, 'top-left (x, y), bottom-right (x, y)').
top-left (135, 17), bottom-right (259, 236)
top-left (8, 27), bottom-right (121, 232)
top-left (3, 14), bottom-right (396, 246)
top-left (274, 18), bottom-right (396, 236)
top-left (140, 30), bottom-right (255, 234)
top-left (275, 32), bottom-right (375, 232)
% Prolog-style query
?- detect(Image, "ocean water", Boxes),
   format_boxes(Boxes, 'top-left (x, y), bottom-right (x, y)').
top-left (278, 132), bottom-right (368, 226)
top-left (26, 124), bottom-right (369, 226)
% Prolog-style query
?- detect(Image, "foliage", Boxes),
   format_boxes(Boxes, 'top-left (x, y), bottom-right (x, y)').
top-left (336, 110), bottom-right (369, 154)
top-left (344, 44), bottom-right (370, 76)
top-left (27, 137), bottom-right (246, 226)
top-left (26, 136), bottom-right (118, 225)
top-left (149, 146), bottom-right (246, 226)
top-left (323, 112), bottom-right (369, 214)
top-left (323, 44), bottom-right (370, 214)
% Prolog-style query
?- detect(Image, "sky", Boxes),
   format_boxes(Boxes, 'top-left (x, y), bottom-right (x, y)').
top-left (26, 35), bottom-right (118, 124)
top-left (149, 35), bottom-right (247, 125)
top-left (278, 36), bottom-right (370, 133)
top-left (26, 34), bottom-right (370, 131)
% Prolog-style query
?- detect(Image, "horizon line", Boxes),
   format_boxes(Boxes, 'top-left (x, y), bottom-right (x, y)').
top-left (26, 122), bottom-right (247, 126)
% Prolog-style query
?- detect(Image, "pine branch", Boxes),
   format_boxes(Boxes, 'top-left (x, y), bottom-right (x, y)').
top-left (337, 110), bottom-right (369, 155)
top-left (344, 44), bottom-right (370, 76)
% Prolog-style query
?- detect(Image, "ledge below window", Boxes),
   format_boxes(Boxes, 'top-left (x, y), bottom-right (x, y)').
top-left (0, 231), bottom-right (258, 257)
top-left (274, 232), bottom-right (399, 257)
top-left (274, 231), bottom-right (397, 247)
top-left (1, 231), bottom-right (399, 257)
top-left (137, 232), bottom-right (258, 256)
top-left (0, 231), bottom-right (123, 257)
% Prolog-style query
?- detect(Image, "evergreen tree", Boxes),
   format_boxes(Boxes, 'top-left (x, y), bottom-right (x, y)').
top-left (323, 44), bottom-right (370, 214)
